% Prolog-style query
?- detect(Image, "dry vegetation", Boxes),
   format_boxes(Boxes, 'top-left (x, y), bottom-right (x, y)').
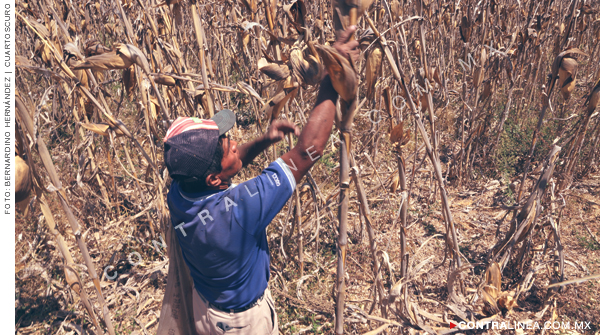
top-left (13, 0), bottom-right (600, 334)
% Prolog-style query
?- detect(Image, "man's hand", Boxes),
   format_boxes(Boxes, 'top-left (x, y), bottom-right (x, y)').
top-left (237, 120), bottom-right (299, 167)
top-left (333, 25), bottom-right (360, 63)
top-left (265, 120), bottom-right (300, 144)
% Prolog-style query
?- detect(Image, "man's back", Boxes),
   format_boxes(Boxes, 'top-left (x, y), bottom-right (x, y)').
top-left (167, 158), bottom-right (296, 310)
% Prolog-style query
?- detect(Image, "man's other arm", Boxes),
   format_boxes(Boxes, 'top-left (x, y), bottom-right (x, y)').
top-left (237, 120), bottom-right (299, 167)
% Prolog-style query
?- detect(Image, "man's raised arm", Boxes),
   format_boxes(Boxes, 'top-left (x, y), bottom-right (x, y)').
top-left (280, 75), bottom-right (337, 184)
top-left (281, 26), bottom-right (359, 184)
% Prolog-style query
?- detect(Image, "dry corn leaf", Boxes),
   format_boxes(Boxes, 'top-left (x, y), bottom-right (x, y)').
top-left (258, 58), bottom-right (290, 81)
top-left (263, 79), bottom-right (299, 121)
top-left (236, 81), bottom-right (265, 106)
top-left (365, 46), bottom-right (382, 101)
top-left (81, 122), bottom-right (126, 137)
top-left (314, 44), bottom-right (357, 103)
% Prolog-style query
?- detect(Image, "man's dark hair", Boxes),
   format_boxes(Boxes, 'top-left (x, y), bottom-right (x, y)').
top-left (179, 134), bottom-right (226, 191)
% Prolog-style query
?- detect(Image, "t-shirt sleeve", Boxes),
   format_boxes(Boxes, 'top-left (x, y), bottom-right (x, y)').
top-left (230, 158), bottom-right (296, 236)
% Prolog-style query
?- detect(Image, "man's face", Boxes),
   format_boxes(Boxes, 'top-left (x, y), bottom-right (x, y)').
top-left (217, 135), bottom-right (242, 182)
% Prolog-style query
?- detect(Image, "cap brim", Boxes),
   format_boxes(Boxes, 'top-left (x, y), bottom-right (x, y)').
top-left (210, 109), bottom-right (236, 136)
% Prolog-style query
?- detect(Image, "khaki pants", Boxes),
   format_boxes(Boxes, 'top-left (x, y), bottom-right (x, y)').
top-left (192, 287), bottom-right (278, 335)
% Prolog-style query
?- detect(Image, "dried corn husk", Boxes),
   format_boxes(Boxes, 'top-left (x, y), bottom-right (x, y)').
top-left (587, 77), bottom-right (600, 113)
top-left (73, 43), bottom-right (149, 73)
top-left (390, 174), bottom-right (399, 193)
top-left (473, 66), bottom-right (484, 89)
top-left (114, 43), bottom-right (151, 74)
top-left (154, 65), bottom-right (176, 86)
top-left (122, 67), bottom-right (136, 95)
top-left (550, 48), bottom-right (588, 94)
top-left (240, 0), bottom-right (258, 13)
top-left (365, 46), bottom-right (382, 101)
top-left (16, 155), bottom-right (31, 203)
top-left (34, 39), bottom-right (55, 66)
top-left (390, 0), bottom-right (401, 19)
top-left (332, 0), bottom-right (375, 33)
top-left (149, 97), bottom-right (159, 123)
top-left (283, 0), bottom-right (307, 29)
top-left (154, 0), bottom-right (184, 6)
top-left (460, 16), bottom-right (471, 42)
top-left (84, 39), bottom-right (111, 57)
top-left (72, 50), bottom-right (134, 71)
top-left (429, 67), bottom-right (442, 87)
top-left (16, 55), bottom-right (31, 67)
top-left (258, 58), bottom-right (290, 81)
top-left (484, 262), bottom-right (502, 299)
top-left (498, 290), bottom-right (518, 311)
top-left (390, 121), bottom-right (410, 145)
top-left (290, 46), bottom-right (323, 86)
top-left (480, 79), bottom-right (492, 101)
top-left (558, 57), bottom-right (578, 100)
top-left (314, 44), bottom-right (357, 103)
top-left (63, 42), bottom-right (85, 61)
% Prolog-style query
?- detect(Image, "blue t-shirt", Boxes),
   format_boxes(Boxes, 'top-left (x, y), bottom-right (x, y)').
top-left (167, 158), bottom-right (296, 310)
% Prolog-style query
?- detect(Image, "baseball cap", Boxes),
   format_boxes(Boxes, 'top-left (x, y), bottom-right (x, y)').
top-left (164, 109), bottom-right (236, 182)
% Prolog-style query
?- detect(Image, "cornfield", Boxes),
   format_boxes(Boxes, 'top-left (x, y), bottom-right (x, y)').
top-left (13, 0), bottom-right (600, 333)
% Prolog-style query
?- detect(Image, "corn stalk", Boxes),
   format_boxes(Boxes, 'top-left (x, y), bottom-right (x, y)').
top-left (16, 95), bottom-right (116, 335)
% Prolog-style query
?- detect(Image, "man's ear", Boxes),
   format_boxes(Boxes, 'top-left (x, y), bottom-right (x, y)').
top-left (205, 173), bottom-right (222, 187)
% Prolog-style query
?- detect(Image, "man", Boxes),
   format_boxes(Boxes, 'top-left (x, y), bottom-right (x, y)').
top-left (161, 26), bottom-right (359, 334)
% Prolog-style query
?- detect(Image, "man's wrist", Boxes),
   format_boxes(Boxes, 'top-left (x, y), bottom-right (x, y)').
top-left (259, 132), bottom-right (275, 146)
top-left (316, 75), bottom-right (338, 103)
